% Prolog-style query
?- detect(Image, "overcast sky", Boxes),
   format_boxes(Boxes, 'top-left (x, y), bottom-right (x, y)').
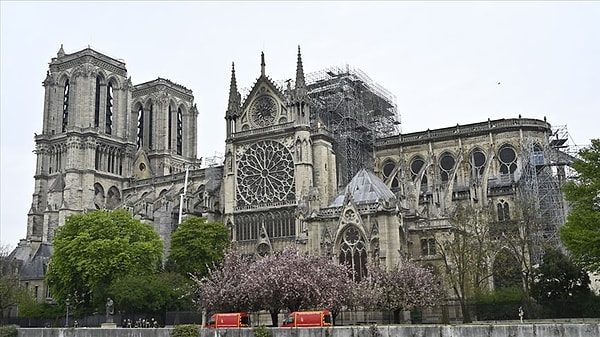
top-left (1, 1), bottom-right (598, 248)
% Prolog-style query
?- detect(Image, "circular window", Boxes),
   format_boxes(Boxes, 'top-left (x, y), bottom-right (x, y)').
top-left (382, 160), bottom-right (396, 178)
top-left (343, 226), bottom-right (361, 245)
top-left (139, 163), bottom-right (146, 171)
top-left (471, 149), bottom-right (486, 176)
top-left (499, 147), bottom-right (516, 163)
top-left (236, 140), bottom-right (295, 205)
top-left (250, 96), bottom-right (277, 127)
top-left (411, 158), bottom-right (425, 177)
top-left (440, 153), bottom-right (455, 182)
top-left (440, 154), bottom-right (455, 171)
top-left (499, 146), bottom-right (517, 174)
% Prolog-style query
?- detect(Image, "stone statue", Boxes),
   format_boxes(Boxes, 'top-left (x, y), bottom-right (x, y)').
top-left (106, 298), bottom-right (114, 322)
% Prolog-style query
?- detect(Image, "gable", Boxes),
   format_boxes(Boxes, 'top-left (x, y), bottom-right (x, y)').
top-left (239, 77), bottom-right (288, 131)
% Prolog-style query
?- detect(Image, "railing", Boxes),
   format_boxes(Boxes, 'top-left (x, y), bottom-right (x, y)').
top-left (376, 118), bottom-right (550, 148)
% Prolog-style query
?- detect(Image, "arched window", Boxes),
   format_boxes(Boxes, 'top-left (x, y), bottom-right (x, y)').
top-left (177, 107), bottom-right (183, 155)
top-left (498, 145), bottom-right (517, 174)
top-left (382, 159), bottom-right (399, 190)
top-left (339, 226), bottom-right (368, 282)
top-left (168, 105), bottom-right (173, 150)
top-left (105, 81), bottom-right (113, 134)
top-left (94, 76), bottom-right (101, 127)
top-left (62, 79), bottom-right (70, 132)
top-left (106, 186), bottom-right (121, 209)
top-left (148, 104), bottom-right (154, 150)
top-left (94, 183), bottom-right (105, 209)
top-left (497, 199), bottom-right (510, 222)
top-left (137, 106), bottom-right (144, 149)
top-left (421, 238), bottom-right (436, 256)
top-left (532, 144), bottom-right (545, 166)
top-left (410, 157), bottom-right (427, 188)
top-left (439, 153), bottom-right (456, 182)
top-left (470, 148), bottom-right (487, 178)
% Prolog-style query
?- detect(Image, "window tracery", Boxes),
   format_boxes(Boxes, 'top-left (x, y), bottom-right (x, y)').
top-left (105, 81), bottom-right (113, 134)
top-left (62, 79), bottom-right (70, 132)
top-left (236, 140), bottom-right (295, 206)
top-left (498, 145), bottom-right (517, 174)
top-left (439, 153), bottom-right (456, 182)
top-left (470, 148), bottom-right (487, 178)
top-left (410, 157), bottom-right (427, 188)
top-left (339, 226), bottom-right (367, 282)
top-left (382, 159), bottom-right (399, 189)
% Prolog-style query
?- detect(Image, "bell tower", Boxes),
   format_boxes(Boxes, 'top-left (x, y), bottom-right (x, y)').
top-left (28, 45), bottom-right (134, 243)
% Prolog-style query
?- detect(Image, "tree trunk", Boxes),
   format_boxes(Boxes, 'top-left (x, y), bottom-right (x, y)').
top-left (459, 298), bottom-right (472, 323)
top-left (269, 310), bottom-right (279, 327)
top-left (393, 309), bottom-right (401, 324)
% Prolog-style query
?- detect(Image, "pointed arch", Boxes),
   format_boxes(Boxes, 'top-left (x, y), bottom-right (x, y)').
top-left (94, 73), bottom-right (107, 128)
top-left (176, 104), bottom-right (183, 155)
top-left (106, 186), bottom-right (121, 210)
top-left (93, 183), bottom-right (105, 209)
top-left (409, 155), bottom-right (428, 188)
top-left (60, 76), bottom-right (71, 132)
top-left (439, 151), bottom-right (457, 183)
top-left (469, 147), bottom-right (487, 178)
top-left (498, 143), bottom-right (518, 175)
top-left (338, 225), bottom-right (368, 282)
top-left (105, 77), bottom-right (118, 134)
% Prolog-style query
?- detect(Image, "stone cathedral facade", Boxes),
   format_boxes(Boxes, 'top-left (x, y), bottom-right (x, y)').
top-left (11, 46), bottom-right (570, 315)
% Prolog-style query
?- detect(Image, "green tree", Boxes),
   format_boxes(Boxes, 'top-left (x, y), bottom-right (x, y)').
top-left (530, 248), bottom-right (592, 318)
top-left (437, 204), bottom-right (496, 323)
top-left (560, 139), bottom-right (600, 273)
top-left (0, 244), bottom-right (23, 324)
top-left (167, 217), bottom-right (230, 278)
top-left (109, 272), bottom-right (193, 316)
top-left (45, 209), bottom-right (163, 314)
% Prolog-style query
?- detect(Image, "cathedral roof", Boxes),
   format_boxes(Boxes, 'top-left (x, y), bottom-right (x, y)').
top-left (10, 242), bottom-right (53, 281)
top-left (329, 168), bottom-right (397, 207)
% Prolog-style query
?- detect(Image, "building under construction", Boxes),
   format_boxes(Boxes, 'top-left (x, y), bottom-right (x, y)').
top-left (519, 125), bottom-right (575, 263)
top-left (303, 65), bottom-right (400, 188)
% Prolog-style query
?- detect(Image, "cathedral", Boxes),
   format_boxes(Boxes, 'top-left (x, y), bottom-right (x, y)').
top-left (10, 45), bottom-right (571, 315)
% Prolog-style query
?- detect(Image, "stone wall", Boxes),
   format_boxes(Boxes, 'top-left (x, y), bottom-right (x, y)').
top-left (17, 324), bottom-right (600, 337)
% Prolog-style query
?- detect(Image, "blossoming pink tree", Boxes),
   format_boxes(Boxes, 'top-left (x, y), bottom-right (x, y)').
top-left (191, 248), bottom-right (253, 314)
top-left (192, 246), bottom-right (442, 326)
top-left (361, 259), bottom-right (444, 323)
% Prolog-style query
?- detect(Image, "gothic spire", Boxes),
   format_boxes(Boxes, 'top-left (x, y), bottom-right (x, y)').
top-left (260, 51), bottom-right (266, 77)
top-left (227, 62), bottom-right (240, 114)
top-left (295, 45), bottom-right (306, 89)
top-left (57, 44), bottom-right (65, 58)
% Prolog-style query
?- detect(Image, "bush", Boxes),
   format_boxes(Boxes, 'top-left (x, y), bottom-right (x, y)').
top-left (252, 325), bottom-right (272, 337)
top-left (475, 287), bottom-right (525, 321)
top-left (0, 325), bottom-right (18, 337)
top-left (171, 324), bottom-right (200, 337)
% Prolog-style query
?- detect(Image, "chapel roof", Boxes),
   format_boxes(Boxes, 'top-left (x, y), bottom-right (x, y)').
top-left (329, 168), bottom-right (397, 207)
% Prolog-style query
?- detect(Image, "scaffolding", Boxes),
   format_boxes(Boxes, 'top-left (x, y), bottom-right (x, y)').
top-left (304, 65), bottom-right (400, 188)
top-left (519, 125), bottom-right (575, 263)
top-left (250, 64), bottom-right (398, 189)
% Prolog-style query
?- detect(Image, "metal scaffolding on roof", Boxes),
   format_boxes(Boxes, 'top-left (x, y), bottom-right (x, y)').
top-left (260, 64), bottom-right (399, 189)
top-left (304, 65), bottom-right (400, 188)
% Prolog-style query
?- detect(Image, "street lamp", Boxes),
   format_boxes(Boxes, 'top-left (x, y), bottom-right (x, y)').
top-left (65, 298), bottom-right (70, 328)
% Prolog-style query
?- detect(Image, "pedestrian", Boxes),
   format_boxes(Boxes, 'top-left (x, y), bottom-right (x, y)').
top-left (518, 306), bottom-right (524, 323)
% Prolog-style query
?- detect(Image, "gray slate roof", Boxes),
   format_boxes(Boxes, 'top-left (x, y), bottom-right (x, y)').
top-left (9, 242), bottom-right (53, 281)
top-left (329, 168), bottom-right (397, 207)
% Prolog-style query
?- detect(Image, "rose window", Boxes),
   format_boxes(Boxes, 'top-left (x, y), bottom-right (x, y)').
top-left (236, 140), bottom-right (295, 206)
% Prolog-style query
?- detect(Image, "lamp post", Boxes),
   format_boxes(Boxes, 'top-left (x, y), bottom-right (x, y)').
top-left (65, 298), bottom-right (70, 328)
